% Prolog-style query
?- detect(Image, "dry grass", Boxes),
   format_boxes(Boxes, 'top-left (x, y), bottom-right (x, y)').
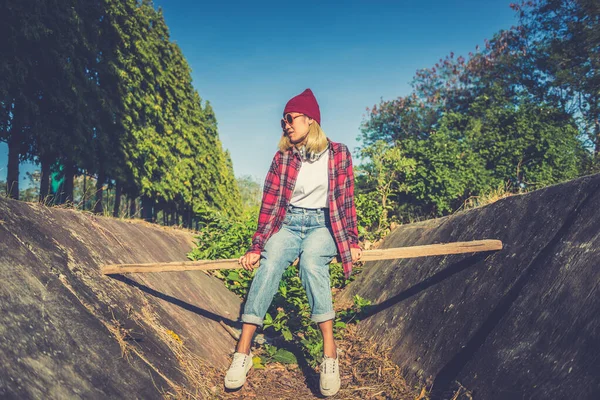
top-left (49, 234), bottom-right (454, 400)
top-left (108, 308), bottom-right (134, 361)
top-left (179, 322), bottom-right (427, 400)
top-left (336, 323), bottom-right (426, 399)
top-left (54, 272), bottom-right (181, 393)
top-left (122, 216), bottom-right (199, 235)
top-left (449, 383), bottom-right (473, 400)
top-left (119, 311), bottom-right (429, 399)
top-left (55, 265), bottom-right (439, 400)
top-left (204, 321), bottom-right (474, 400)
top-left (129, 304), bottom-right (222, 399)
top-left (455, 182), bottom-right (514, 214)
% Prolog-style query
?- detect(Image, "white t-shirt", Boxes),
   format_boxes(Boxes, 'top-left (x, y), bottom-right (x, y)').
top-left (290, 150), bottom-right (329, 208)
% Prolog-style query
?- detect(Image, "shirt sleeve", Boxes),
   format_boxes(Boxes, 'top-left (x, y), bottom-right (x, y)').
top-left (248, 152), bottom-right (281, 254)
top-left (344, 148), bottom-right (360, 249)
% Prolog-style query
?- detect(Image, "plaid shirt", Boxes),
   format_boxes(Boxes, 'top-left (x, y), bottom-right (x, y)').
top-left (249, 139), bottom-right (360, 278)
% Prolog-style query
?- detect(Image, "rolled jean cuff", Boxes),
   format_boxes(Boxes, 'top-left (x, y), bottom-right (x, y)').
top-left (310, 310), bottom-right (336, 324)
top-left (241, 313), bottom-right (264, 327)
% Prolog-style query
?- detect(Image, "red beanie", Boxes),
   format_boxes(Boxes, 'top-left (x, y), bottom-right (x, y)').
top-left (283, 88), bottom-right (321, 126)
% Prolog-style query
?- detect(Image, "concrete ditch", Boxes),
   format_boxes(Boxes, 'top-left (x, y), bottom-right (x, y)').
top-left (0, 198), bottom-right (242, 399)
top-left (339, 173), bottom-right (600, 399)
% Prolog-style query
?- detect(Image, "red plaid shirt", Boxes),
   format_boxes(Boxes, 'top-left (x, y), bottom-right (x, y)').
top-left (249, 139), bottom-right (360, 278)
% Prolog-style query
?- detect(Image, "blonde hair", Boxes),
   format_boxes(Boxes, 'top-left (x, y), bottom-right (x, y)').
top-left (278, 119), bottom-right (328, 154)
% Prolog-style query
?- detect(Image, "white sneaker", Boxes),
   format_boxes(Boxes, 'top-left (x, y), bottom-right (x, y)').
top-left (319, 354), bottom-right (341, 396)
top-left (224, 351), bottom-right (253, 390)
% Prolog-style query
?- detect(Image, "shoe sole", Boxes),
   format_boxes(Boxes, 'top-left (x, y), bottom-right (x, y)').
top-left (224, 365), bottom-right (253, 390)
top-left (320, 379), bottom-right (341, 397)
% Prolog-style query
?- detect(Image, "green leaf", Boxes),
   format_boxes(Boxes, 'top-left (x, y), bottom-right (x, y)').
top-left (264, 312), bottom-right (273, 325)
top-left (227, 271), bottom-right (240, 281)
top-left (282, 327), bottom-right (293, 341)
top-left (272, 349), bottom-right (297, 364)
top-left (265, 344), bottom-right (277, 357)
top-left (334, 321), bottom-right (347, 329)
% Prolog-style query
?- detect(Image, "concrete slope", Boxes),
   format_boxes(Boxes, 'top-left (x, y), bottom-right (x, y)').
top-left (339, 173), bottom-right (600, 400)
top-left (0, 197), bottom-right (242, 399)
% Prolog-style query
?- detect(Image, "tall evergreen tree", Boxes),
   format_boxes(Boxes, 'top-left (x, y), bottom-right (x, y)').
top-left (1, 0), bottom-right (242, 221)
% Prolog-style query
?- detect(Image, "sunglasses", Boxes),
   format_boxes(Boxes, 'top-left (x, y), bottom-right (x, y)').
top-left (280, 113), bottom-right (305, 130)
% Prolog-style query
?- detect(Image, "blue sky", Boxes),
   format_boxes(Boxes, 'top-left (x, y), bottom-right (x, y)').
top-left (1, 0), bottom-right (519, 188)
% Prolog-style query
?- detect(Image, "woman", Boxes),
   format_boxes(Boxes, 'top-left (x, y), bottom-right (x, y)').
top-left (224, 88), bottom-right (362, 397)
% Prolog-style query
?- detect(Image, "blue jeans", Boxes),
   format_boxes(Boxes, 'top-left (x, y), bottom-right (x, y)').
top-left (241, 205), bottom-right (338, 326)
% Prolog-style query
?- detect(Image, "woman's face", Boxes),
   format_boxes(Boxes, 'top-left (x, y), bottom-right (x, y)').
top-left (282, 112), bottom-right (313, 145)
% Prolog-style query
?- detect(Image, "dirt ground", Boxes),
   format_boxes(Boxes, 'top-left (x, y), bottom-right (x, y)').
top-left (169, 323), bottom-right (429, 400)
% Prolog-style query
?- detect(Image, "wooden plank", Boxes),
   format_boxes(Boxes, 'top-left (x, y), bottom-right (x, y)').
top-left (360, 239), bottom-right (503, 261)
top-left (101, 239), bottom-right (502, 275)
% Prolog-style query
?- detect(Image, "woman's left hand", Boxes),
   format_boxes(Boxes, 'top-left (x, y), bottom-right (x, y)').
top-left (351, 247), bottom-right (362, 263)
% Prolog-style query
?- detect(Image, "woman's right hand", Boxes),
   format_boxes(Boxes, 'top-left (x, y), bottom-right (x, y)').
top-left (238, 252), bottom-right (260, 271)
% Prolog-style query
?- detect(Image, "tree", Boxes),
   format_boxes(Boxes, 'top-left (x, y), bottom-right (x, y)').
top-left (0, 0), bottom-right (44, 199)
top-left (356, 141), bottom-right (416, 228)
top-left (236, 175), bottom-right (262, 211)
top-left (400, 86), bottom-right (585, 216)
top-left (1, 0), bottom-right (243, 223)
top-left (467, 84), bottom-right (586, 190)
top-left (512, 0), bottom-right (600, 156)
top-left (358, 0), bottom-right (593, 222)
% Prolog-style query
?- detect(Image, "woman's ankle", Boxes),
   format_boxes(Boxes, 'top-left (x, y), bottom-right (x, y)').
top-left (236, 343), bottom-right (251, 355)
top-left (323, 346), bottom-right (337, 359)
top-left (235, 323), bottom-right (258, 355)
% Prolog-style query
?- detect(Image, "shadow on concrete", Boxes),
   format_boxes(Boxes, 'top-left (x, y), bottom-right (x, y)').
top-left (429, 187), bottom-right (597, 399)
top-left (360, 253), bottom-right (489, 320)
top-left (109, 274), bottom-right (241, 327)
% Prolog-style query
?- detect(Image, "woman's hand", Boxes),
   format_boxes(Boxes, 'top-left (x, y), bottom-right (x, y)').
top-left (238, 252), bottom-right (260, 271)
top-left (351, 247), bottom-right (362, 263)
